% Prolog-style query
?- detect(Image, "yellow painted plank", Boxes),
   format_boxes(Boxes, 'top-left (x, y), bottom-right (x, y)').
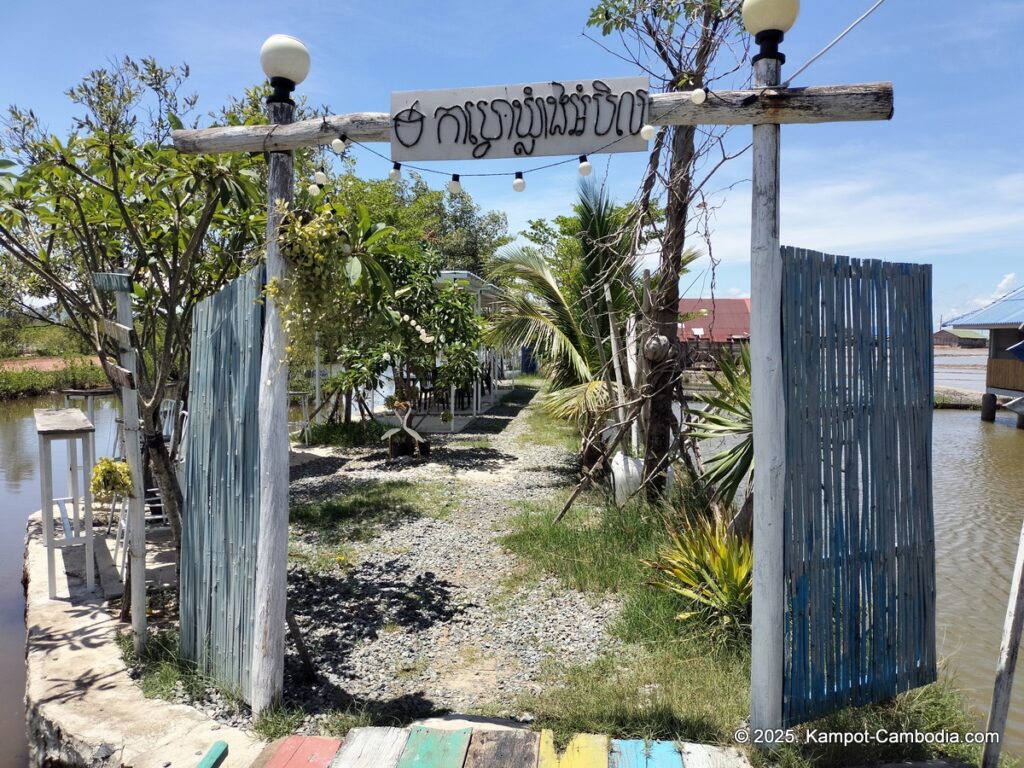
top-left (539, 731), bottom-right (609, 768)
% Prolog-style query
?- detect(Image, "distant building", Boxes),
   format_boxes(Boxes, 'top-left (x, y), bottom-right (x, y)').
top-left (933, 328), bottom-right (987, 349)
top-left (677, 298), bottom-right (750, 366)
top-left (949, 285), bottom-right (1024, 424)
top-left (677, 298), bottom-right (750, 343)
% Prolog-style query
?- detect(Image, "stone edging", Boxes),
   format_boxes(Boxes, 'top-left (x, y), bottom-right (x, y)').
top-left (23, 512), bottom-right (266, 767)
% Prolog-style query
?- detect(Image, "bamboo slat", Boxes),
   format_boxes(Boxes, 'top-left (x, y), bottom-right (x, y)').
top-left (780, 248), bottom-right (935, 726)
top-left (179, 266), bottom-right (265, 698)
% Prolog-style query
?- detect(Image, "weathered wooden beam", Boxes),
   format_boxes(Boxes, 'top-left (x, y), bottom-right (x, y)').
top-left (171, 82), bottom-right (893, 154)
top-left (97, 318), bottom-right (134, 349)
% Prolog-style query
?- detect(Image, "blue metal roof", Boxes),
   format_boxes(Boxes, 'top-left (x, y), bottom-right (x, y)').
top-left (949, 285), bottom-right (1024, 330)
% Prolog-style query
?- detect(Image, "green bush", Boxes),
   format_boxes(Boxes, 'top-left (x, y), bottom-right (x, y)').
top-left (16, 324), bottom-right (90, 357)
top-left (647, 515), bottom-right (752, 634)
top-left (0, 360), bottom-right (107, 400)
top-left (305, 419), bottom-right (387, 447)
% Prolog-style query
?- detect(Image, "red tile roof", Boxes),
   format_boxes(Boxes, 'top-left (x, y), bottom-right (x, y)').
top-left (677, 298), bottom-right (751, 343)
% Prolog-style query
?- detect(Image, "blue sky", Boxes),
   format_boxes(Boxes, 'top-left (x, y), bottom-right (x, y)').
top-left (3, 1), bottom-right (1022, 326)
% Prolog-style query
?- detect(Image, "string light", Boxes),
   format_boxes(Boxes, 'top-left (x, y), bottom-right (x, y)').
top-left (578, 155), bottom-right (592, 177)
top-left (330, 135), bottom-right (348, 153)
top-left (307, 183), bottom-right (321, 197)
top-left (640, 124), bottom-right (655, 141)
top-left (313, 169), bottom-right (329, 185)
top-left (448, 174), bottom-right (461, 194)
top-left (690, 88), bottom-right (708, 105)
top-left (512, 171), bottom-right (526, 192)
top-left (389, 162), bottom-right (402, 182)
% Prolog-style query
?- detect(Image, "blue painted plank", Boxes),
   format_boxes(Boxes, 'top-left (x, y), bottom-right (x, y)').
top-left (609, 740), bottom-right (680, 767)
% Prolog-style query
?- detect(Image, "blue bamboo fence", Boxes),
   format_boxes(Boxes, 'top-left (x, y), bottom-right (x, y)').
top-left (781, 247), bottom-right (936, 726)
top-left (179, 266), bottom-right (264, 698)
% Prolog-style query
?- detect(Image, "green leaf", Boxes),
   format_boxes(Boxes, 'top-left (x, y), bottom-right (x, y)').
top-left (345, 257), bottom-right (362, 284)
top-left (167, 113), bottom-right (184, 131)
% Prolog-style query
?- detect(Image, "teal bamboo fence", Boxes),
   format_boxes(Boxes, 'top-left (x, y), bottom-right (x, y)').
top-left (179, 266), bottom-right (264, 698)
top-left (781, 247), bottom-right (936, 726)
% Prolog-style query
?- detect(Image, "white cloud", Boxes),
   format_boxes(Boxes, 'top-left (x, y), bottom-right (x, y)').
top-left (700, 144), bottom-right (1024, 267)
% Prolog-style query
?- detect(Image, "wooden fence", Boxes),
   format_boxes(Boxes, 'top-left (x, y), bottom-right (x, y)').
top-left (780, 247), bottom-right (936, 726)
top-left (179, 267), bottom-right (264, 697)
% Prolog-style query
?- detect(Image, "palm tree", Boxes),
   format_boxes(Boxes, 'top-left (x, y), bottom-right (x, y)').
top-left (486, 180), bottom-right (638, 420)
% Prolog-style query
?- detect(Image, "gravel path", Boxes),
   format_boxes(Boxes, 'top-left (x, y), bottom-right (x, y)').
top-left (276, 389), bottom-right (621, 730)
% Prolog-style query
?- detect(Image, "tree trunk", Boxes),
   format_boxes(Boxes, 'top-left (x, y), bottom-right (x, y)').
top-left (143, 409), bottom-right (183, 550)
top-left (642, 125), bottom-right (696, 497)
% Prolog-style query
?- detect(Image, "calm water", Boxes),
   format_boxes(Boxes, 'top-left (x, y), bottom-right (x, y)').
top-left (0, 399), bottom-right (1021, 758)
top-left (0, 396), bottom-right (119, 768)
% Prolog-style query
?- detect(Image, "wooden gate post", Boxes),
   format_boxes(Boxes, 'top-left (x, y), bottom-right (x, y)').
top-left (749, 43), bottom-right (786, 743)
top-left (982, 514), bottom-right (1024, 767)
top-left (250, 97), bottom-right (295, 713)
top-left (116, 282), bottom-right (148, 656)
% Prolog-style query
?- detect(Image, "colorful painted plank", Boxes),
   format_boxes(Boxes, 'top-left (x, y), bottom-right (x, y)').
top-left (266, 736), bottom-right (305, 768)
top-left (463, 729), bottom-right (540, 768)
top-left (609, 740), bottom-right (682, 767)
top-left (677, 742), bottom-right (750, 768)
top-left (195, 740), bottom-right (228, 768)
top-left (396, 726), bottom-right (472, 768)
top-left (331, 727), bottom-right (409, 768)
top-left (285, 737), bottom-right (342, 767)
top-left (539, 731), bottom-right (609, 768)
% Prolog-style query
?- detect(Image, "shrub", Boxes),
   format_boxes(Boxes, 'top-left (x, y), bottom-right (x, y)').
top-left (647, 515), bottom-right (752, 633)
top-left (0, 360), bottom-right (107, 399)
top-left (304, 419), bottom-right (387, 447)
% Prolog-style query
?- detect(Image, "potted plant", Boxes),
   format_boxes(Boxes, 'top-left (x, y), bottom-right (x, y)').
top-left (90, 457), bottom-right (133, 503)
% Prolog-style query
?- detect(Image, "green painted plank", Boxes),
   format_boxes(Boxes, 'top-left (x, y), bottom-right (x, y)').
top-left (397, 727), bottom-right (472, 768)
top-left (195, 740), bottom-right (228, 768)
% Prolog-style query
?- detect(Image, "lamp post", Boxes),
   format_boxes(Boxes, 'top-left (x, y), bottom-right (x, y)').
top-left (251, 33), bottom-right (309, 714)
top-left (744, 0), bottom-right (798, 745)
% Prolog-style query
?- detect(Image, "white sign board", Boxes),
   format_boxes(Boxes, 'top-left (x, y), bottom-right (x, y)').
top-left (390, 77), bottom-right (650, 162)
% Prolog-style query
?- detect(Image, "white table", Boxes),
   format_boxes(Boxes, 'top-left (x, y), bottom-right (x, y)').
top-left (35, 408), bottom-right (96, 598)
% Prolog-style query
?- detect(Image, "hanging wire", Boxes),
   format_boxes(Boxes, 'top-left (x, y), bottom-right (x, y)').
top-left (781, 0), bottom-right (890, 88)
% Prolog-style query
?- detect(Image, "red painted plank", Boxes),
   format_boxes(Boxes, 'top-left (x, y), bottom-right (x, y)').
top-left (265, 736), bottom-right (306, 768)
top-left (285, 737), bottom-right (343, 767)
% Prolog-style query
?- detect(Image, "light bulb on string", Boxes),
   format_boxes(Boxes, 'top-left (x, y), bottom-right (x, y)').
top-left (578, 155), bottom-right (592, 177)
top-left (512, 172), bottom-right (526, 192)
top-left (313, 169), bottom-right (328, 185)
top-left (330, 136), bottom-right (348, 154)
top-left (690, 88), bottom-right (708, 105)
top-left (307, 183), bottom-right (321, 197)
top-left (448, 174), bottom-right (462, 194)
top-left (389, 162), bottom-right (402, 182)
top-left (640, 124), bottom-right (655, 141)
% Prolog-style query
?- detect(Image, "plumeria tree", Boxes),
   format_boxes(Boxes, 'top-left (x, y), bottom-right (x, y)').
top-left (277, 194), bottom-right (484, 427)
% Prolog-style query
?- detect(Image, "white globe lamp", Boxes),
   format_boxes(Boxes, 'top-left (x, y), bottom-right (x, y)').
top-left (260, 34), bottom-right (311, 103)
top-left (742, 0), bottom-right (799, 63)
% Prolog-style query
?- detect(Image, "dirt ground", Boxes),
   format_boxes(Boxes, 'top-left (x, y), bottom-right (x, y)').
top-left (0, 355), bottom-right (98, 371)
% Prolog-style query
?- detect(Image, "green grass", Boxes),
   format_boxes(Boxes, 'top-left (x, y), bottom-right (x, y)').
top-left (319, 707), bottom-right (377, 737)
top-left (290, 480), bottom-right (455, 569)
top-left (0, 321), bottom-right (90, 359)
top-left (0, 359), bottom-right (107, 399)
top-left (502, 495), bottom-right (986, 765)
top-left (252, 706), bottom-right (307, 740)
top-left (116, 630), bottom-right (245, 711)
top-left (305, 419), bottom-right (388, 447)
top-left (516, 386), bottom-right (580, 454)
